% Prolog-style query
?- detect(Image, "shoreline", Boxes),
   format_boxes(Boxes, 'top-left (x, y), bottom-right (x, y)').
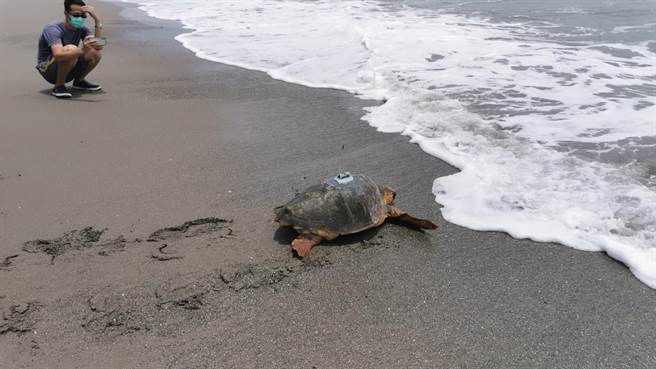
top-left (120, 0), bottom-right (656, 290)
top-left (1, 0), bottom-right (655, 368)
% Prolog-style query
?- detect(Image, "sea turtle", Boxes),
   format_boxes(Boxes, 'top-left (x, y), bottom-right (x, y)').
top-left (274, 172), bottom-right (437, 257)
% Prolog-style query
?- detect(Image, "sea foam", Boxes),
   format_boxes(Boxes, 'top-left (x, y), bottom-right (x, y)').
top-left (123, 0), bottom-right (656, 288)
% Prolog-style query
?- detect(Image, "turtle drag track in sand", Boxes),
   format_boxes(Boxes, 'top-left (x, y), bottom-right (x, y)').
top-left (79, 258), bottom-right (322, 337)
top-left (1, 216), bottom-right (399, 342)
top-left (1, 218), bottom-right (237, 338)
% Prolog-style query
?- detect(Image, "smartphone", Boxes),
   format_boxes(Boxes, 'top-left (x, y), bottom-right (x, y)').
top-left (90, 37), bottom-right (107, 46)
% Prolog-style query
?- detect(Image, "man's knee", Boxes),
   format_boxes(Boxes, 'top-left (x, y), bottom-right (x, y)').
top-left (54, 46), bottom-right (81, 64)
top-left (85, 49), bottom-right (102, 64)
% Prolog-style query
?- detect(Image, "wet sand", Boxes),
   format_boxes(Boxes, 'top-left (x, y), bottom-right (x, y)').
top-left (1, 0), bottom-right (655, 368)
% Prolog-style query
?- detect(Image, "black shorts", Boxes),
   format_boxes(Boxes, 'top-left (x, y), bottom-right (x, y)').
top-left (36, 57), bottom-right (89, 85)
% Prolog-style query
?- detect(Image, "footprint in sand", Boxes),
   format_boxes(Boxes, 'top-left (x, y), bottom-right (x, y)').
top-left (147, 217), bottom-right (234, 242)
top-left (22, 227), bottom-right (106, 263)
top-left (155, 279), bottom-right (211, 310)
top-left (147, 217), bottom-right (236, 261)
top-left (0, 302), bottom-right (43, 335)
top-left (0, 255), bottom-right (19, 271)
top-left (83, 293), bottom-right (150, 336)
top-left (150, 244), bottom-right (184, 261)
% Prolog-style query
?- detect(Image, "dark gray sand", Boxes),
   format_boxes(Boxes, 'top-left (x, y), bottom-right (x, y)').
top-left (1, 0), bottom-right (655, 368)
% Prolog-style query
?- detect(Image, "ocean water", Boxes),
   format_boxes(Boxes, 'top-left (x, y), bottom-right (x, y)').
top-left (122, 0), bottom-right (656, 287)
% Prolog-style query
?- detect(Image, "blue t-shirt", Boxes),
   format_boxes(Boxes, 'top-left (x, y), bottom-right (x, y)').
top-left (36, 21), bottom-right (91, 68)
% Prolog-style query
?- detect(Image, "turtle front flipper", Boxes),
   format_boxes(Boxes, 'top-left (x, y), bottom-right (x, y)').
top-left (388, 207), bottom-right (438, 230)
top-left (291, 234), bottom-right (322, 258)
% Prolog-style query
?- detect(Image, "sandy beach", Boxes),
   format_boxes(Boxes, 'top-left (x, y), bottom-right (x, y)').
top-left (1, 0), bottom-right (655, 368)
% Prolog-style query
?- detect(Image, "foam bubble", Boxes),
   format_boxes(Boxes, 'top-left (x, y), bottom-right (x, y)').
top-left (612, 22), bottom-right (656, 34)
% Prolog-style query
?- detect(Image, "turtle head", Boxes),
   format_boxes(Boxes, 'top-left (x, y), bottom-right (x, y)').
top-left (274, 206), bottom-right (292, 225)
top-left (381, 186), bottom-right (396, 205)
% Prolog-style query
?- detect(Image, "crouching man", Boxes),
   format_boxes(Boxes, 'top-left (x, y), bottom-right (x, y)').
top-left (36, 0), bottom-right (104, 98)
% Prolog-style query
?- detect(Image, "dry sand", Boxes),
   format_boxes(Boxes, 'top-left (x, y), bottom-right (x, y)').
top-left (1, 0), bottom-right (655, 368)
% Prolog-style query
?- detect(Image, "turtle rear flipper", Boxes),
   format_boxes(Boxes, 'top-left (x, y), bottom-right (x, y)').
top-left (388, 207), bottom-right (437, 231)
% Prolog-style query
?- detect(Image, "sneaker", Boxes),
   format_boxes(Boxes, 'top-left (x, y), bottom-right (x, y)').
top-left (51, 85), bottom-right (72, 98)
top-left (72, 79), bottom-right (102, 91)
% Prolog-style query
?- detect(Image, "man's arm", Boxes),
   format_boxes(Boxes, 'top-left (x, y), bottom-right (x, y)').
top-left (51, 43), bottom-right (85, 59)
top-left (43, 24), bottom-right (87, 61)
top-left (82, 5), bottom-right (102, 37)
top-left (51, 37), bottom-right (96, 61)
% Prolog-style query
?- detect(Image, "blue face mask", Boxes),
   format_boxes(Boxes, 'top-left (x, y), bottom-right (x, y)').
top-left (70, 15), bottom-right (86, 29)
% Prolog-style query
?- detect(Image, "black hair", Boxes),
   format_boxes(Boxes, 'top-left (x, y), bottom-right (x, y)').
top-left (65, 0), bottom-right (86, 12)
